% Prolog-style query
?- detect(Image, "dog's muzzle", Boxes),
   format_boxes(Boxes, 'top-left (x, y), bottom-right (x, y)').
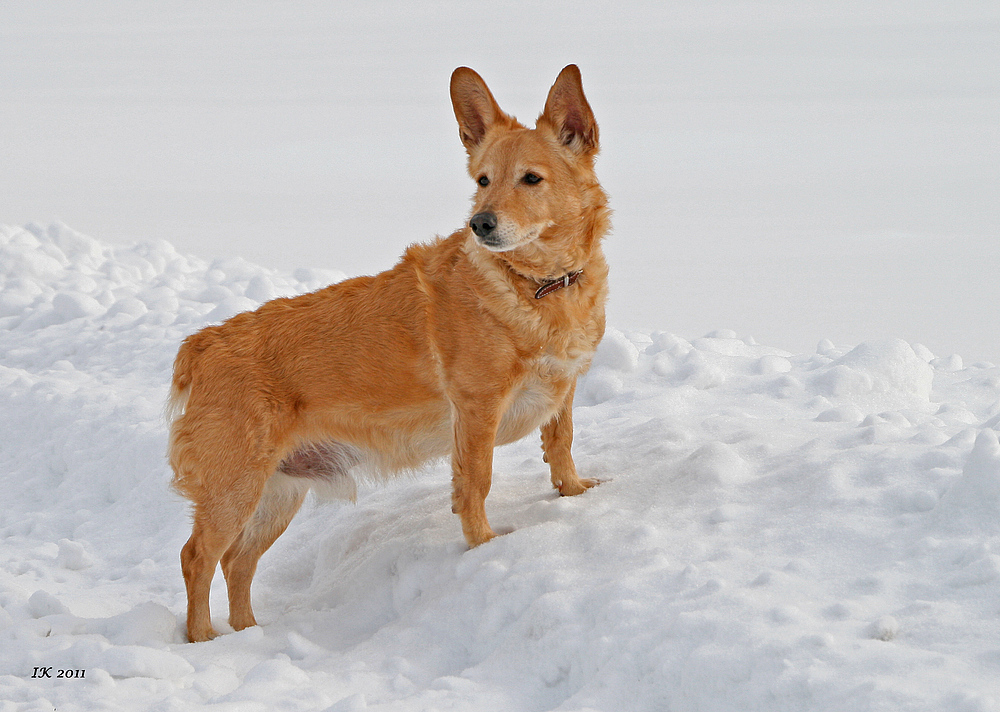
top-left (470, 211), bottom-right (511, 250)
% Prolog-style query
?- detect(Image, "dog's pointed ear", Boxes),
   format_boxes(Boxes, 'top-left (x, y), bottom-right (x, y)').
top-left (451, 67), bottom-right (516, 153)
top-left (538, 64), bottom-right (599, 155)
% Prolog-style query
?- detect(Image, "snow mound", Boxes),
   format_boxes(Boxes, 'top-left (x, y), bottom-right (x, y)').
top-left (939, 429), bottom-right (1000, 533)
top-left (1, 223), bottom-right (999, 711)
top-left (810, 339), bottom-right (934, 410)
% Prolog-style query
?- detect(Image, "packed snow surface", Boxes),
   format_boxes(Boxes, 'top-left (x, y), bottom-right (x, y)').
top-left (2, 223), bottom-right (999, 711)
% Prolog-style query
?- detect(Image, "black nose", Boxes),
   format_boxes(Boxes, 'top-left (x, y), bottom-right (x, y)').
top-left (470, 212), bottom-right (497, 238)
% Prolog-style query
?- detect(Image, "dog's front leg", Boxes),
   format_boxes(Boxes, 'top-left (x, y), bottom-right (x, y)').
top-left (450, 403), bottom-right (500, 548)
top-left (542, 381), bottom-right (599, 496)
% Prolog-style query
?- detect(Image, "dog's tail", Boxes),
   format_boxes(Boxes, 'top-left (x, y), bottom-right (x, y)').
top-left (167, 324), bottom-right (230, 418)
top-left (166, 332), bottom-right (203, 423)
top-left (165, 328), bottom-right (219, 499)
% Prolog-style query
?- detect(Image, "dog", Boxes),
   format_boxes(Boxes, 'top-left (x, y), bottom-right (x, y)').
top-left (168, 64), bottom-right (610, 642)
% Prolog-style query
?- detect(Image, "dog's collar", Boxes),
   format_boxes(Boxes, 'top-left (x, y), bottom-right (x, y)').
top-left (534, 269), bottom-right (583, 299)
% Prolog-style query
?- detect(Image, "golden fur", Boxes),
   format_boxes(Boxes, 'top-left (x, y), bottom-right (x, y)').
top-left (168, 64), bottom-right (610, 642)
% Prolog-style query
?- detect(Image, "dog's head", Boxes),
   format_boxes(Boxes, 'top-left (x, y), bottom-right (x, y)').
top-left (450, 65), bottom-right (607, 278)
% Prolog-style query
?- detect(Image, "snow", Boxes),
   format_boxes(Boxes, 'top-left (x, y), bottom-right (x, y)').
top-left (2, 2), bottom-right (1000, 709)
top-left (2, 223), bottom-right (1000, 710)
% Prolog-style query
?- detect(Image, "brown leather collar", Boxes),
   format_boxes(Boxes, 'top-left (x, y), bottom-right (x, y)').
top-left (534, 269), bottom-right (583, 299)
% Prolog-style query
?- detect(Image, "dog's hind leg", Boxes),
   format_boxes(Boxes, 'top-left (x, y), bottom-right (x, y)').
top-left (181, 487), bottom-right (264, 643)
top-left (178, 435), bottom-right (277, 642)
top-left (541, 382), bottom-right (599, 496)
top-left (220, 472), bottom-right (308, 633)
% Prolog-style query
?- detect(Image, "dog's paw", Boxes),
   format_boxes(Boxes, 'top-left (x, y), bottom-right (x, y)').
top-left (464, 526), bottom-right (498, 549)
top-left (465, 526), bottom-right (513, 550)
top-left (187, 626), bottom-right (219, 643)
top-left (557, 477), bottom-right (604, 496)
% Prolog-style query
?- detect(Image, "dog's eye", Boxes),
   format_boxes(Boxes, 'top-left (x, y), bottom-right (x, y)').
top-left (523, 173), bottom-right (542, 185)
top-left (477, 176), bottom-right (490, 187)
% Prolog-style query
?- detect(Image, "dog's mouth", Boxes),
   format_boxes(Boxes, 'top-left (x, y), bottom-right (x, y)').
top-left (476, 234), bottom-right (516, 252)
top-left (473, 223), bottom-right (546, 253)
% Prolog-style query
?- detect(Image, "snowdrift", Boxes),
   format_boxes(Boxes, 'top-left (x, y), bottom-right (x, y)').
top-left (2, 223), bottom-right (999, 711)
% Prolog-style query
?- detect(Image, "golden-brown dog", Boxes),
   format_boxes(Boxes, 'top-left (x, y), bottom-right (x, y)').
top-left (168, 64), bottom-right (610, 642)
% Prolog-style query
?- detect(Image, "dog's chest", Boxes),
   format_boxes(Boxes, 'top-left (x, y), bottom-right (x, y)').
top-left (533, 349), bottom-right (594, 379)
top-left (495, 345), bottom-right (595, 445)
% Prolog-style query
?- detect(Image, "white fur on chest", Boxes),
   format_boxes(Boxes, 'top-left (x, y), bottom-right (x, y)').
top-left (495, 347), bottom-right (596, 445)
top-left (535, 350), bottom-right (594, 379)
top-left (497, 380), bottom-right (558, 445)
